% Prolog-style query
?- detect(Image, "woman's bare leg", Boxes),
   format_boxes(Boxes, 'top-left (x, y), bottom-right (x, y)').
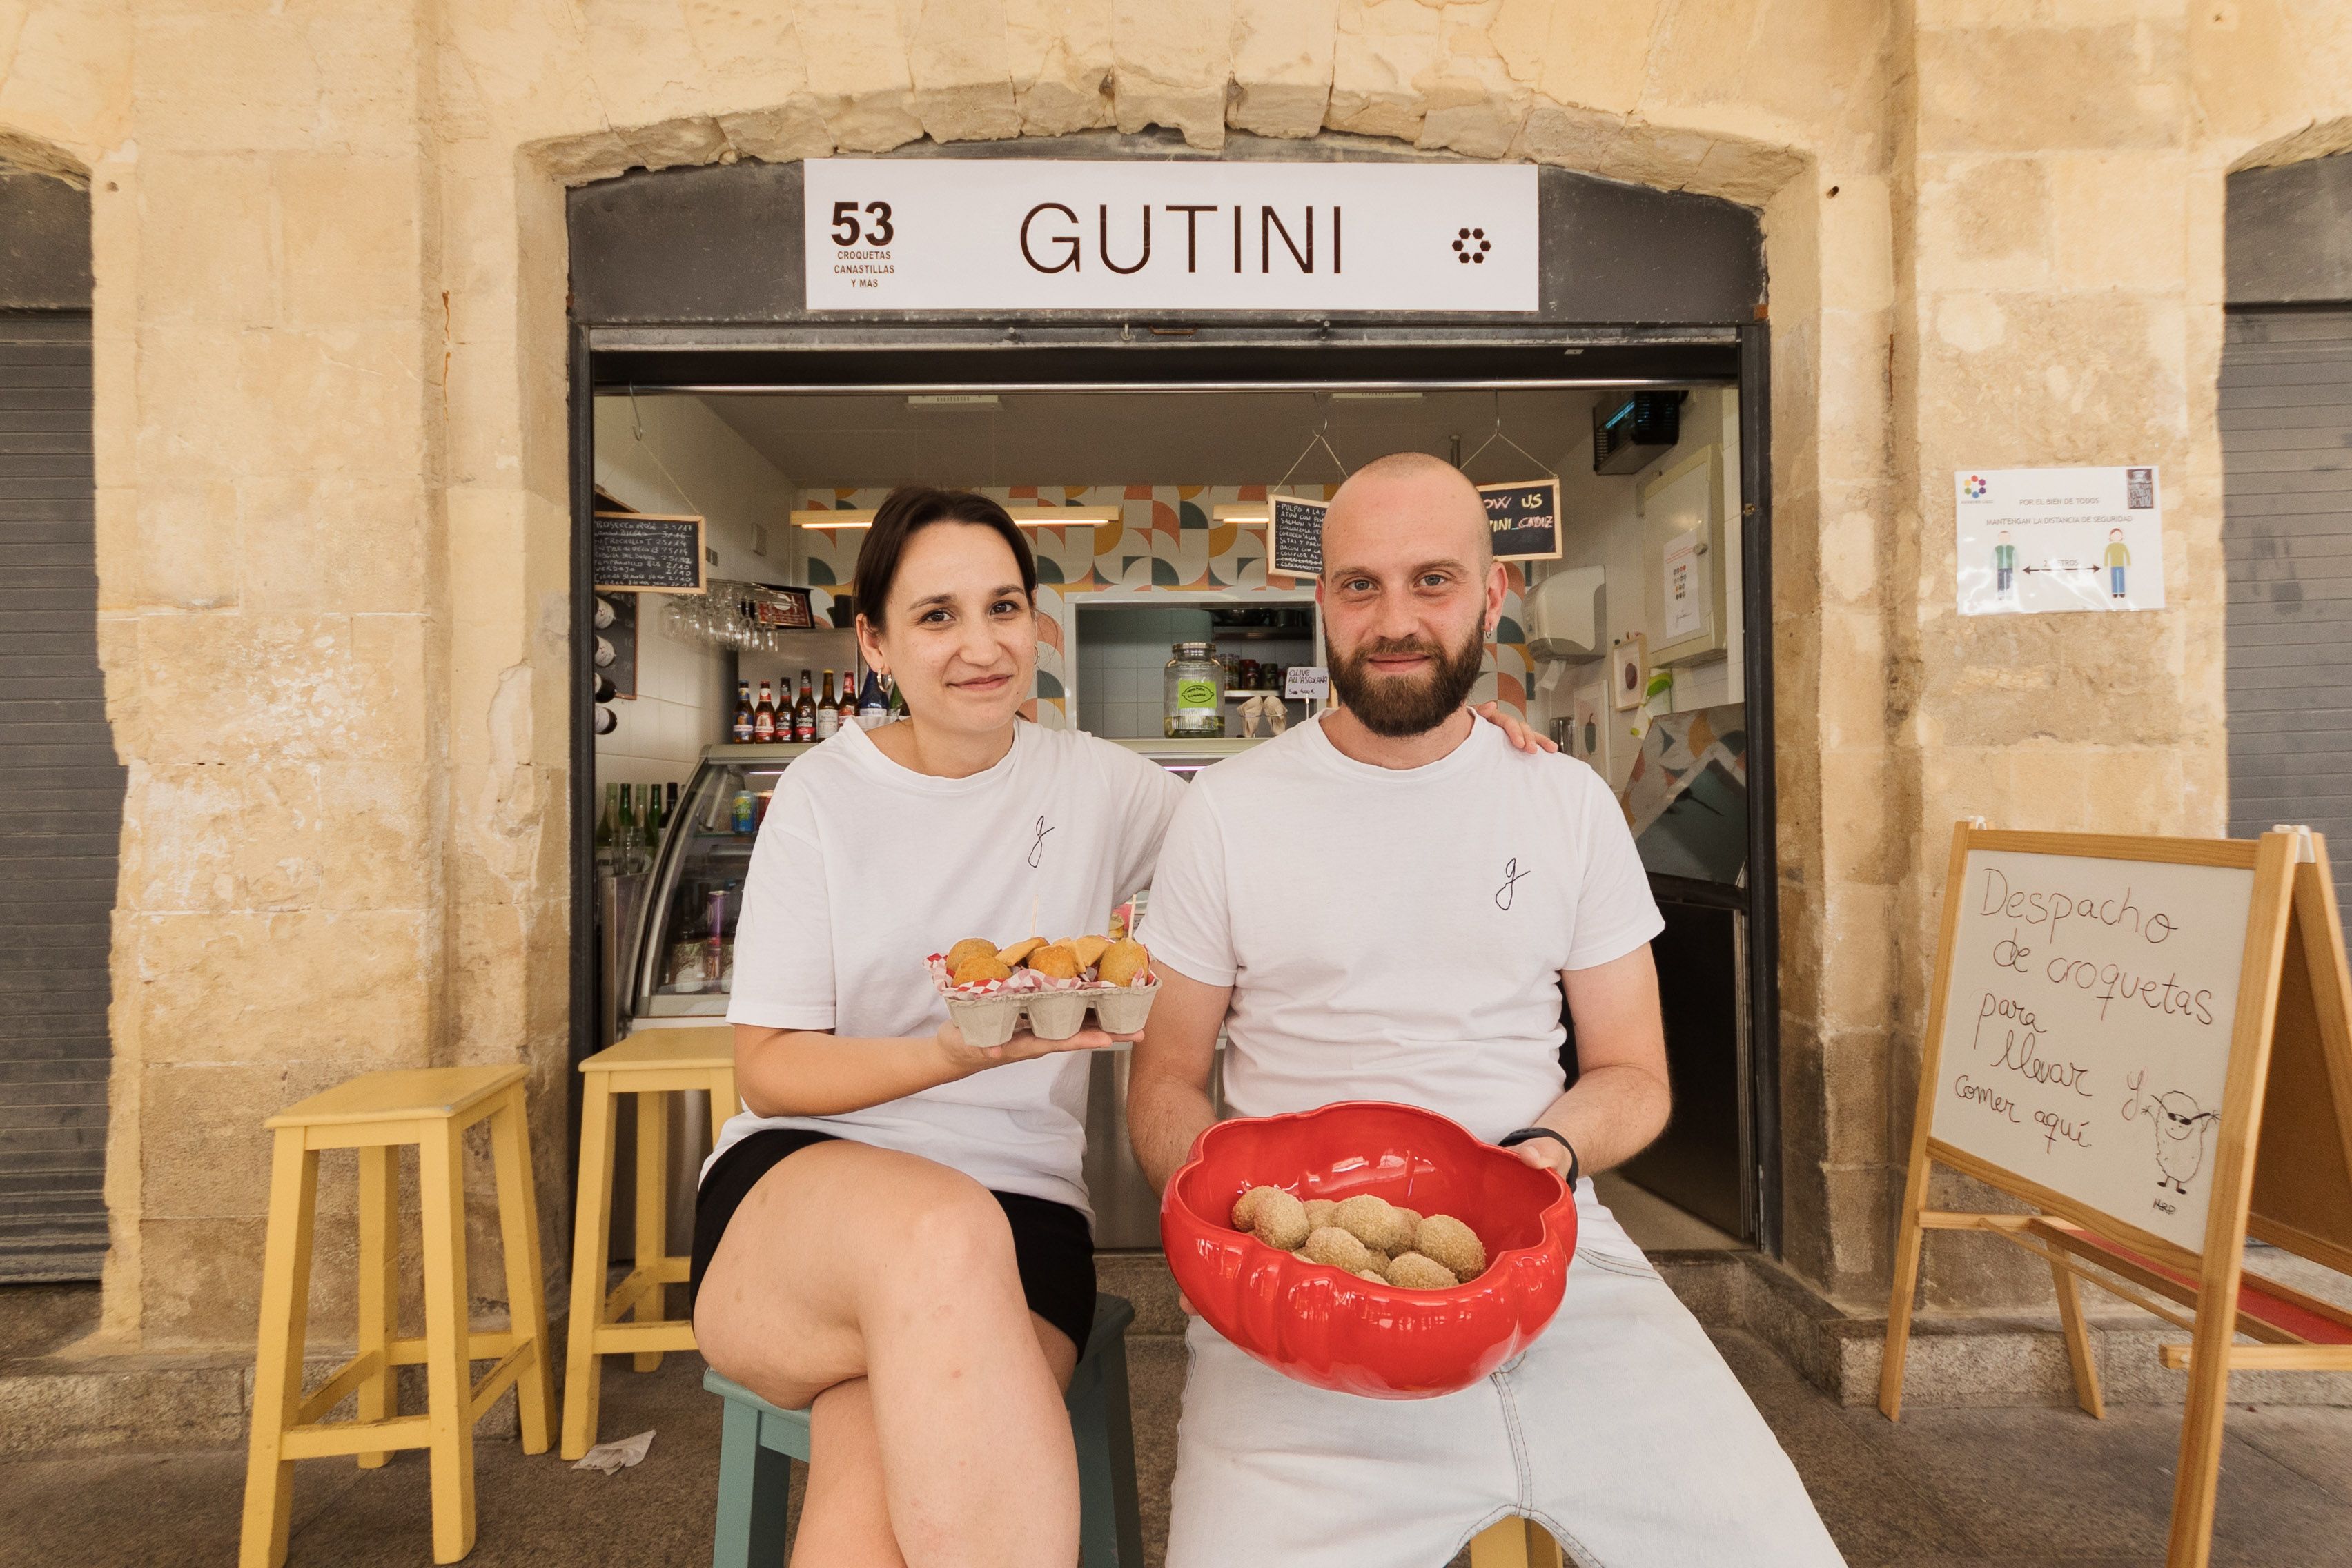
top-left (797, 1316), bottom-right (1079, 1567)
top-left (694, 1142), bottom-right (1082, 1568)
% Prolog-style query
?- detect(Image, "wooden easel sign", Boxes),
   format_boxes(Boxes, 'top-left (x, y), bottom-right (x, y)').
top-left (1880, 823), bottom-right (2352, 1568)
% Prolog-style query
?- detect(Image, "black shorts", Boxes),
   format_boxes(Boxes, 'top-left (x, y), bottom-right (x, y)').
top-left (690, 1127), bottom-right (1097, 1355)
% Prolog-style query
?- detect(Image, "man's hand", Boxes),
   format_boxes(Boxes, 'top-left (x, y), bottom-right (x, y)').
top-left (936, 1019), bottom-right (1136, 1075)
top-left (1508, 1138), bottom-right (1577, 1181)
top-left (1473, 700), bottom-right (1560, 754)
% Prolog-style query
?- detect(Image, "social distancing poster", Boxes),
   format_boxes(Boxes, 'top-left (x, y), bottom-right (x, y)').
top-left (1954, 465), bottom-right (2164, 615)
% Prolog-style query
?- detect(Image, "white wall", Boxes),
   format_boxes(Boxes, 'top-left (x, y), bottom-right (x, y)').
top-left (1526, 387), bottom-right (1744, 792)
top-left (593, 395), bottom-right (798, 790)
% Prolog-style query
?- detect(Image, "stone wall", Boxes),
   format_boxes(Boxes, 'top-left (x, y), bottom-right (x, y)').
top-left (1, 0), bottom-right (2349, 1357)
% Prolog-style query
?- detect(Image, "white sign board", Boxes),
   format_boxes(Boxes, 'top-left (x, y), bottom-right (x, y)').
top-left (1928, 847), bottom-right (2253, 1252)
top-left (1954, 465), bottom-right (2164, 614)
top-left (1661, 529), bottom-right (1706, 643)
top-left (803, 159), bottom-right (1540, 313)
top-left (1283, 665), bottom-right (1329, 703)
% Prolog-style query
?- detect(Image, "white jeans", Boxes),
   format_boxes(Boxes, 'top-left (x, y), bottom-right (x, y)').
top-left (1164, 1187), bottom-right (1846, 1568)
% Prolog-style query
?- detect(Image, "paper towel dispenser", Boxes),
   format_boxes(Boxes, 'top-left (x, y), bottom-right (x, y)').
top-left (1525, 567), bottom-right (1605, 663)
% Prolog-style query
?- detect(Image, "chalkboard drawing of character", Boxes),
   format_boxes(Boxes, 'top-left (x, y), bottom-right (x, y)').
top-left (2146, 1090), bottom-right (2219, 1195)
top-left (1994, 530), bottom-right (2016, 599)
top-left (2104, 527), bottom-right (2131, 600)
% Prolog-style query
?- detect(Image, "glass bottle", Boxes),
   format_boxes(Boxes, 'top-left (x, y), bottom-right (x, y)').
top-left (1164, 640), bottom-right (1226, 738)
top-left (836, 676), bottom-right (858, 732)
top-left (858, 669), bottom-right (888, 728)
top-left (753, 681), bottom-right (777, 743)
top-left (815, 670), bottom-right (839, 740)
top-left (793, 670), bottom-right (816, 743)
top-left (594, 783), bottom-right (618, 874)
top-left (886, 674), bottom-right (908, 719)
top-left (732, 681), bottom-right (754, 744)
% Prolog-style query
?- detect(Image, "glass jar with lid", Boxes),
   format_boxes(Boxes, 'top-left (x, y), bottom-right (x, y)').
top-left (1164, 640), bottom-right (1226, 738)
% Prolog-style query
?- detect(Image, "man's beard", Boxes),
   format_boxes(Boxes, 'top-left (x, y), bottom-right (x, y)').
top-left (1327, 622), bottom-right (1489, 738)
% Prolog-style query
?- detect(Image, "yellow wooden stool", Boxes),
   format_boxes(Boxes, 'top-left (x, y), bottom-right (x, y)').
top-left (1469, 1517), bottom-right (1567, 1567)
top-left (239, 1065), bottom-right (555, 1568)
top-left (561, 1026), bottom-right (738, 1460)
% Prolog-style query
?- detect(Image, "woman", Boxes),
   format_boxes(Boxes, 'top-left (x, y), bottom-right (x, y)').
top-left (692, 484), bottom-right (1548, 1567)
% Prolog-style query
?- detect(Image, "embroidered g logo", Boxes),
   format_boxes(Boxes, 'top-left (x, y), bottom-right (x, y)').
top-left (1496, 856), bottom-right (1529, 911)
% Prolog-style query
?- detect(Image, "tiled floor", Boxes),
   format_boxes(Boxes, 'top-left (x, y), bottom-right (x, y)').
top-left (7, 1312), bottom-right (2351, 1567)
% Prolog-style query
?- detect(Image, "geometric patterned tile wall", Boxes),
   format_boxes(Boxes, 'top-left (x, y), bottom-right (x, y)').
top-left (797, 483), bottom-right (1531, 727)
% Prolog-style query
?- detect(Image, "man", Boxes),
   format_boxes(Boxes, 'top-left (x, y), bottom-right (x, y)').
top-left (1128, 453), bottom-right (1844, 1568)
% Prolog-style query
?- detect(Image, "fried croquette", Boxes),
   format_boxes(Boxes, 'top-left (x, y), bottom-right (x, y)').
top-left (1355, 1268), bottom-right (1388, 1284)
top-left (1067, 935), bottom-right (1113, 969)
top-left (1301, 1226), bottom-right (1374, 1272)
top-left (1251, 1189), bottom-right (1311, 1251)
top-left (1398, 1207), bottom-right (1424, 1231)
top-left (1028, 943), bottom-right (1083, 980)
top-left (1231, 1185), bottom-right (1281, 1231)
top-left (1334, 1194), bottom-right (1417, 1254)
top-left (945, 938), bottom-right (999, 971)
top-left (997, 936), bottom-right (1048, 967)
top-left (1096, 937), bottom-right (1150, 988)
top-left (951, 952), bottom-right (1013, 986)
top-left (1414, 1214), bottom-right (1487, 1279)
top-left (1302, 1199), bottom-right (1340, 1228)
top-left (1385, 1251), bottom-right (1462, 1290)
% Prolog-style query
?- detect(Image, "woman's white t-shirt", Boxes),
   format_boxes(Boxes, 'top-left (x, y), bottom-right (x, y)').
top-left (714, 720), bottom-right (1184, 1223)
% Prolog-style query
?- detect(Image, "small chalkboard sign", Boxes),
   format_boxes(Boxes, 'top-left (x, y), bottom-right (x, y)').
top-left (593, 511), bottom-right (707, 594)
top-left (1478, 477), bottom-right (1562, 562)
top-left (1268, 494), bottom-right (1327, 579)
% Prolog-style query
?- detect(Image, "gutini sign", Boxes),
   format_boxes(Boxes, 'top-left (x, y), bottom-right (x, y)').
top-left (802, 159), bottom-right (1540, 313)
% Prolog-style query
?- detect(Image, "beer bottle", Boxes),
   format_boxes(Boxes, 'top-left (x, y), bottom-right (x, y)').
top-left (753, 681), bottom-right (777, 743)
top-left (793, 670), bottom-right (817, 743)
top-left (815, 670), bottom-right (840, 740)
top-left (732, 680), bottom-right (754, 744)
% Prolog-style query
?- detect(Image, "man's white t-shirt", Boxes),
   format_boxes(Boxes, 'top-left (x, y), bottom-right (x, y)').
top-left (1139, 712), bottom-right (1664, 1141)
top-left (716, 720), bottom-right (1184, 1222)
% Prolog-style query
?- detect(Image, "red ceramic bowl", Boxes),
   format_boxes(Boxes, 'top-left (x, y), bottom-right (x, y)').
top-left (1160, 1101), bottom-right (1576, 1399)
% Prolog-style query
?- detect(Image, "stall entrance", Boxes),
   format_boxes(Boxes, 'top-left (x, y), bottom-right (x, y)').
top-left (565, 146), bottom-right (1781, 1254)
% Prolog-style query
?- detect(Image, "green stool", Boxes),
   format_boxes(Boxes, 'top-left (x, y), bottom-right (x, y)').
top-left (706, 1294), bottom-right (1144, 1567)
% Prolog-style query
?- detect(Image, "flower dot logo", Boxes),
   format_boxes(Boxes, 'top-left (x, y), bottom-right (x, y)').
top-left (1963, 474), bottom-right (1989, 500)
top-left (1452, 226), bottom-right (1491, 265)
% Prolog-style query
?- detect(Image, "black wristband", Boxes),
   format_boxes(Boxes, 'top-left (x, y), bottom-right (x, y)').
top-left (1498, 1127), bottom-right (1580, 1188)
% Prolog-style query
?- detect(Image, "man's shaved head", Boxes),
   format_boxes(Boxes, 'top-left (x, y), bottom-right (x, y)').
top-left (1323, 452), bottom-right (1491, 571)
top-left (1315, 451), bottom-right (1504, 740)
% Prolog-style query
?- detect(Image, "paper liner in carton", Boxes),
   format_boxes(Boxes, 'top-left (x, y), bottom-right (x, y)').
top-left (1024, 989), bottom-right (1090, 1041)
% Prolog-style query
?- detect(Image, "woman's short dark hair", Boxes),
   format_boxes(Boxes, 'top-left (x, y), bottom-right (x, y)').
top-left (853, 486), bottom-right (1038, 630)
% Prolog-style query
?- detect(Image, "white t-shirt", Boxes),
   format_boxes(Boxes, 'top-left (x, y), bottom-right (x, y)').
top-left (715, 720), bottom-right (1184, 1222)
top-left (1139, 712), bottom-right (1664, 1141)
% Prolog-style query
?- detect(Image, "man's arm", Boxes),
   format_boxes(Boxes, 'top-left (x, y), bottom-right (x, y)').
top-left (1126, 965), bottom-right (1233, 1193)
top-left (1508, 944), bottom-right (1672, 1179)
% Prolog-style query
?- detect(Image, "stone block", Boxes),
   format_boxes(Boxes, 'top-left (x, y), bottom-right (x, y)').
top-left (1916, 22), bottom-right (2186, 155)
top-left (138, 1060), bottom-right (353, 1223)
top-left (137, 1215), bottom-right (269, 1346)
top-left (119, 758), bottom-right (435, 915)
top-left (1228, 0), bottom-right (1336, 138)
top-left (273, 153), bottom-right (421, 329)
top-left (129, 12), bottom-right (324, 153)
top-left (2049, 150), bottom-right (2189, 292)
top-left (0, 1353), bottom-right (253, 1456)
top-left (0, 0), bottom-right (134, 156)
top-left (125, 908), bottom-right (438, 1071)
top-left (1529, 0), bottom-right (1657, 117)
top-left (1917, 155), bottom-right (2052, 293)
top-left (794, 0), bottom-right (926, 151)
top-left (236, 324), bottom-right (429, 484)
top-left (118, 612), bottom-right (426, 765)
top-left (1819, 1024), bottom-right (1892, 1166)
top-left (235, 478), bottom-right (430, 615)
top-left (715, 103), bottom-right (837, 164)
top-left (1006, 0), bottom-right (1116, 135)
top-left (134, 153), bottom-right (275, 324)
top-left (1919, 291), bottom-right (2186, 473)
top-left (1111, 0), bottom-right (1232, 148)
top-left (909, 0), bottom-right (1023, 143)
top-left (611, 115), bottom-right (732, 173)
top-left (680, 0), bottom-right (817, 111)
top-left (1821, 886), bottom-right (1898, 1032)
top-left (1326, 0), bottom-right (1442, 142)
top-left (103, 481), bottom-right (238, 611)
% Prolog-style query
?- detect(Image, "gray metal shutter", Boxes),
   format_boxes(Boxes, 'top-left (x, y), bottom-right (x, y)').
top-left (0, 311), bottom-right (119, 1281)
top-left (2223, 309), bottom-right (2352, 921)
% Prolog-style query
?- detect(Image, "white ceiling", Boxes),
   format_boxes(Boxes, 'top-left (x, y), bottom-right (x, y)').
top-left (695, 386), bottom-right (1667, 490)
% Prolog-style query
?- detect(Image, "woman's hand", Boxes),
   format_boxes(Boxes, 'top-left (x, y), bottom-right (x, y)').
top-left (936, 1019), bottom-right (1140, 1075)
top-left (1474, 700), bottom-right (1560, 754)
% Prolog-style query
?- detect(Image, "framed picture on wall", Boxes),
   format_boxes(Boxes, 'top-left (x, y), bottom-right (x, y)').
top-left (1611, 634), bottom-right (1647, 712)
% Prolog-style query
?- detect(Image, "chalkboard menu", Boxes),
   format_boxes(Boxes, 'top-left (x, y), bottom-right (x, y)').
top-left (593, 511), bottom-right (707, 594)
top-left (1268, 494), bottom-right (1327, 579)
top-left (1478, 477), bottom-right (1562, 562)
